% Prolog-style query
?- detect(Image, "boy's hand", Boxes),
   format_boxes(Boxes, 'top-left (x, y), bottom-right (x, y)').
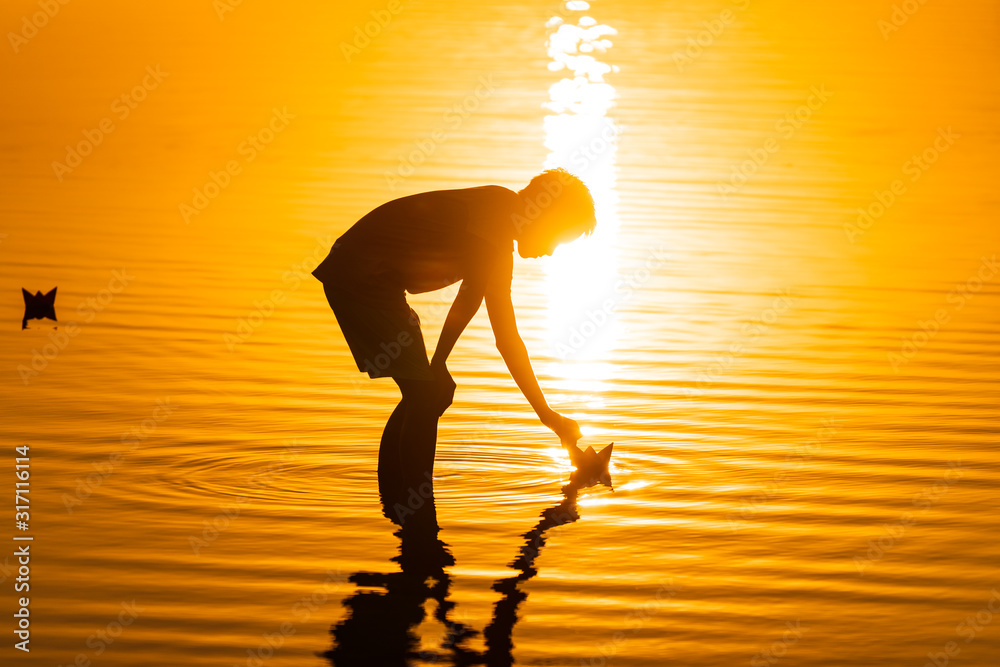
top-left (542, 410), bottom-right (581, 446)
top-left (430, 361), bottom-right (456, 416)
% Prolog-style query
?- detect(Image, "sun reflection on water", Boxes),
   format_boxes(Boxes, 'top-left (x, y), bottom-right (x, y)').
top-left (541, 2), bottom-right (621, 429)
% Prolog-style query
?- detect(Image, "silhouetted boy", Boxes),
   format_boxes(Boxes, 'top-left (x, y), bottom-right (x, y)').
top-left (314, 168), bottom-right (595, 490)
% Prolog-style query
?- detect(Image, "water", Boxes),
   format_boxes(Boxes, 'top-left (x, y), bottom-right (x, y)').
top-left (1, 0), bottom-right (999, 665)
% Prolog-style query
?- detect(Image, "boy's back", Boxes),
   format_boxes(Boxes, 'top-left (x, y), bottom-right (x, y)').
top-left (313, 185), bottom-right (521, 296)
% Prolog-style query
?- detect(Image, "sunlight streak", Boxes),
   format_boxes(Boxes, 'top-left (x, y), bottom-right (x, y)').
top-left (541, 3), bottom-right (622, 388)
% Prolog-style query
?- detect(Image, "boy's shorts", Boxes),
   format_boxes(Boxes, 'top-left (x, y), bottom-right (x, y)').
top-left (322, 281), bottom-right (434, 382)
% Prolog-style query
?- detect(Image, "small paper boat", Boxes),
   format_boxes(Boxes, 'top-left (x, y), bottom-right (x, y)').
top-left (566, 442), bottom-right (614, 488)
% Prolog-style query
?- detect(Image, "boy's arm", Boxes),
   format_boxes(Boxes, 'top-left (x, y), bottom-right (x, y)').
top-left (430, 277), bottom-right (487, 369)
top-left (430, 239), bottom-right (513, 368)
top-left (484, 253), bottom-right (581, 445)
top-left (428, 271), bottom-right (489, 415)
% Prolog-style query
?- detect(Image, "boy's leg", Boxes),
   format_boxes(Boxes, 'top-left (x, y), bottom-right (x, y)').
top-left (389, 376), bottom-right (451, 490)
top-left (377, 400), bottom-right (406, 492)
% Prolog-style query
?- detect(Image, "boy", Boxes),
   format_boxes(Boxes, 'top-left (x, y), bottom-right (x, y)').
top-left (313, 168), bottom-right (595, 490)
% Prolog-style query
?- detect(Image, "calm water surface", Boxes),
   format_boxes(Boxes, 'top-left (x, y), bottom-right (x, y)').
top-left (1, 0), bottom-right (998, 665)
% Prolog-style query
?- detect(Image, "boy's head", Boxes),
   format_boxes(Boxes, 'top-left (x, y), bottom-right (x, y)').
top-left (514, 168), bottom-right (596, 258)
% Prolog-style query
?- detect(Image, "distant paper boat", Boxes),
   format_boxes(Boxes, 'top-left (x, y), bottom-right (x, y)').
top-left (22, 287), bottom-right (57, 330)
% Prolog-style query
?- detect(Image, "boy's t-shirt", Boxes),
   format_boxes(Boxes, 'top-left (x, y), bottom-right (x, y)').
top-left (312, 185), bottom-right (521, 298)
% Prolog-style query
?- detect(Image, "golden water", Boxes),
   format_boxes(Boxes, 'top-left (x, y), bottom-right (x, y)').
top-left (1, 0), bottom-right (998, 665)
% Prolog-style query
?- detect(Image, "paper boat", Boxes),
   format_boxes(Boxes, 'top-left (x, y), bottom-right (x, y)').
top-left (566, 442), bottom-right (614, 488)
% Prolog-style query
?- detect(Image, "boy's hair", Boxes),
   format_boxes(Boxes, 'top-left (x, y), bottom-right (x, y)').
top-left (518, 168), bottom-right (597, 239)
